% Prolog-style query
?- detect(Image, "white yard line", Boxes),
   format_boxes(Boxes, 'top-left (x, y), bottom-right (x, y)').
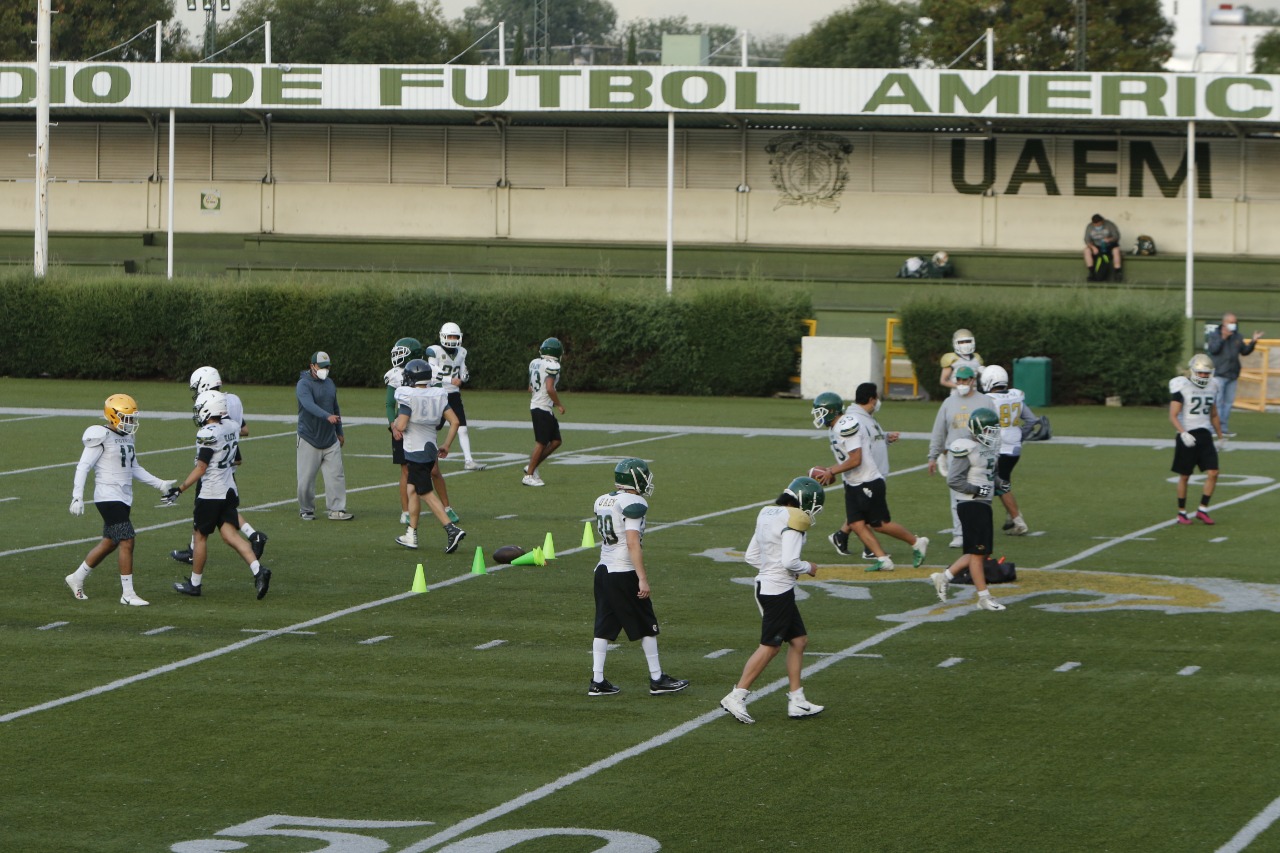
top-left (1217, 795), bottom-right (1280, 853)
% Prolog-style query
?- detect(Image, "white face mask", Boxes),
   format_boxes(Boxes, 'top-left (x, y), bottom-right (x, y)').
top-left (1226, 323), bottom-right (1238, 332)
top-left (872, 398), bottom-right (881, 414)
top-left (957, 384), bottom-right (972, 396)
top-left (314, 368), bottom-right (330, 380)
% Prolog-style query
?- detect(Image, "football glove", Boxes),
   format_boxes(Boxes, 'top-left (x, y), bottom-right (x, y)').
top-left (160, 487), bottom-right (181, 507)
top-left (974, 484), bottom-right (992, 498)
top-left (995, 480), bottom-right (1011, 496)
top-left (70, 498), bottom-right (84, 516)
top-left (1179, 432), bottom-right (1197, 448)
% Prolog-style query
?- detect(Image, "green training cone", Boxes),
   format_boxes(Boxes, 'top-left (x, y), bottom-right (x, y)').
top-left (543, 532), bottom-right (556, 560)
top-left (411, 563), bottom-right (427, 593)
top-left (533, 546), bottom-right (547, 567)
top-left (511, 549), bottom-right (540, 567)
top-left (582, 521), bottom-right (596, 548)
top-left (471, 546), bottom-right (487, 575)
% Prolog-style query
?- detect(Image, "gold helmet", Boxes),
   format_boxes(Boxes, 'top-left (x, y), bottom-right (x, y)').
top-left (104, 394), bottom-right (139, 435)
top-left (952, 328), bottom-right (976, 356)
top-left (1188, 353), bottom-right (1215, 388)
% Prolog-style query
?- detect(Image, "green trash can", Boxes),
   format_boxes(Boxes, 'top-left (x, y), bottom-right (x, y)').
top-left (1013, 357), bottom-right (1051, 407)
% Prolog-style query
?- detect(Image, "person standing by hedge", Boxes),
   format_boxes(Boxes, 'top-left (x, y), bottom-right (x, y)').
top-left (939, 328), bottom-right (983, 392)
top-left (928, 366), bottom-right (995, 548)
top-left (297, 351), bottom-right (352, 521)
top-left (1206, 312), bottom-right (1264, 436)
top-left (524, 337), bottom-right (565, 487)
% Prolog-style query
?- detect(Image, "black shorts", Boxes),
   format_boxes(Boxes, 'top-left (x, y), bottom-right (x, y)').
top-left (193, 490), bottom-right (240, 536)
top-left (843, 478), bottom-right (890, 527)
top-left (390, 434), bottom-right (405, 466)
top-left (1172, 428), bottom-right (1219, 476)
top-left (755, 583), bottom-right (806, 647)
top-left (446, 392), bottom-right (468, 427)
top-left (95, 500), bottom-right (134, 542)
top-left (406, 458), bottom-right (437, 495)
top-left (593, 564), bottom-right (659, 642)
top-left (531, 408), bottom-right (561, 445)
top-left (997, 454), bottom-right (1019, 482)
top-left (957, 500), bottom-right (993, 557)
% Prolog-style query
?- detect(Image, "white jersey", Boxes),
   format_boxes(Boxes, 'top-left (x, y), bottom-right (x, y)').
top-left (594, 490), bottom-right (647, 573)
top-left (829, 410), bottom-right (884, 486)
top-left (1170, 375), bottom-right (1218, 431)
top-left (946, 437), bottom-right (998, 503)
top-left (394, 385), bottom-right (451, 461)
top-left (194, 419), bottom-right (241, 500)
top-left (529, 356), bottom-right (561, 411)
top-left (986, 388), bottom-right (1027, 456)
top-left (72, 425), bottom-right (165, 505)
top-left (744, 504), bottom-right (812, 596)
top-left (224, 391), bottom-right (245, 431)
top-left (383, 366), bottom-right (404, 389)
top-left (426, 344), bottom-right (469, 391)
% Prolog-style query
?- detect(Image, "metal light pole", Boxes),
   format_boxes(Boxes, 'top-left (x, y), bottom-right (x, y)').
top-left (187, 0), bottom-right (231, 59)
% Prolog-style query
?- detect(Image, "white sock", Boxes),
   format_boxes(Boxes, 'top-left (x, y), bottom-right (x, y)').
top-left (458, 426), bottom-right (473, 461)
top-left (641, 635), bottom-right (662, 679)
top-left (121, 574), bottom-right (135, 595)
top-left (189, 536), bottom-right (195, 550)
top-left (978, 589), bottom-right (991, 598)
top-left (250, 560), bottom-right (261, 576)
top-left (592, 637), bottom-right (609, 681)
top-left (788, 688), bottom-right (806, 701)
top-left (240, 522), bottom-right (256, 537)
top-left (943, 569), bottom-right (955, 580)
top-left (730, 686), bottom-right (748, 699)
top-left (190, 573), bottom-right (203, 588)
top-left (75, 561), bottom-right (92, 580)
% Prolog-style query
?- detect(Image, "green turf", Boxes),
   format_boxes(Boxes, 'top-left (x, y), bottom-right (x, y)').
top-left (1, 380), bottom-right (1279, 851)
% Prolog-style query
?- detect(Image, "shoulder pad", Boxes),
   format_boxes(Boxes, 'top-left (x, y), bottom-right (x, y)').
top-left (384, 367), bottom-right (403, 387)
top-left (426, 346), bottom-right (443, 358)
top-left (544, 362), bottom-right (560, 374)
top-left (1168, 376), bottom-right (1185, 394)
top-left (196, 426), bottom-right (219, 447)
top-left (621, 498), bottom-right (648, 519)
top-left (81, 424), bottom-right (109, 447)
top-left (949, 438), bottom-right (977, 456)
top-left (785, 506), bottom-right (812, 533)
top-left (974, 354), bottom-right (985, 366)
top-left (940, 352), bottom-right (957, 368)
top-left (393, 386), bottom-right (411, 404)
top-left (836, 416), bottom-right (861, 438)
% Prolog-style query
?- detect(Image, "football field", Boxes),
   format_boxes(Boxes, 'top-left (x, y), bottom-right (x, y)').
top-left (3, 378), bottom-right (1280, 853)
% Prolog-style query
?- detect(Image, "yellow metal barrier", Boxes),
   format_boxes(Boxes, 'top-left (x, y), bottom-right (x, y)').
top-left (884, 317), bottom-right (918, 399)
top-left (1233, 340), bottom-right (1280, 412)
top-left (791, 318), bottom-right (818, 387)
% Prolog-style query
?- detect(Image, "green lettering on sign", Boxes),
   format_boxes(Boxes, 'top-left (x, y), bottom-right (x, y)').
top-left (1176, 76), bottom-right (1197, 117)
top-left (950, 139), bottom-right (995, 195)
top-left (938, 74), bottom-right (1018, 114)
top-left (735, 71), bottom-right (798, 111)
top-left (191, 67), bottom-right (253, 105)
top-left (589, 70), bottom-right (653, 109)
top-left (1005, 139), bottom-right (1060, 195)
top-left (1073, 140), bottom-right (1118, 197)
top-left (514, 69), bottom-right (580, 108)
top-left (1101, 76), bottom-right (1166, 117)
top-left (261, 67), bottom-right (322, 105)
top-left (862, 73), bottom-right (929, 112)
top-left (379, 68), bottom-right (443, 106)
top-left (1205, 78), bottom-right (1270, 119)
top-left (661, 71), bottom-right (725, 110)
top-left (1027, 75), bottom-right (1090, 115)
top-left (72, 66), bottom-right (130, 104)
top-left (451, 68), bottom-right (509, 108)
top-left (0, 68), bottom-right (35, 104)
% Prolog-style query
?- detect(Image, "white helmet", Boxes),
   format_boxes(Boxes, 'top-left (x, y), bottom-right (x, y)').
top-left (440, 322), bottom-right (463, 351)
top-left (932, 251), bottom-right (949, 266)
top-left (1188, 353), bottom-right (1215, 388)
top-left (193, 389), bottom-right (228, 426)
top-left (189, 366), bottom-right (222, 400)
top-left (953, 329), bottom-right (976, 357)
top-left (981, 365), bottom-right (1009, 393)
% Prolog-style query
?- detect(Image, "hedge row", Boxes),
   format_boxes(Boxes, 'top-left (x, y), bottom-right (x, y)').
top-left (0, 274), bottom-right (812, 397)
top-left (899, 289), bottom-right (1183, 405)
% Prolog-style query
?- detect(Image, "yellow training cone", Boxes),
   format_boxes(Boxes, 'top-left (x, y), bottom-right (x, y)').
top-left (471, 546), bottom-right (487, 575)
top-left (582, 521), bottom-right (596, 548)
top-left (511, 549), bottom-right (540, 567)
top-left (542, 532), bottom-right (556, 560)
top-left (533, 547), bottom-right (547, 567)
top-left (411, 563), bottom-right (427, 593)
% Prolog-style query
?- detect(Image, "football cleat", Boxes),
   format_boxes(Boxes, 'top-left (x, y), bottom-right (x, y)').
top-left (649, 674), bottom-right (690, 695)
top-left (1195, 509), bottom-right (1215, 525)
top-left (327, 510), bottom-right (354, 521)
top-left (254, 567), bottom-right (272, 600)
top-left (930, 572), bottom-right (950, 602)
top-left (170, 548), bottom-right (194, 565)
top-left (464, 460), bottom-right (487, 471)
top-left (249, 531), bottom-right (268, 559)
top-left (949, 536), bottom-right (964, 548)
top-left (521, 474), bottom-right (543, 487)
top-left (862, 547), bottom-right (876, 560)
top-left (787, 691), bottom-right (824, 719)
top-left (395, 530), bottom-right (419, 550)
top-left (588, 679), bottom-right (620, 696)
top-left (1007, 517), bottom-right (1029, 536)
top-left (444, 525), bottom-right (466, 554)
top-left (299, 510), bottom-right (315, 521)
top-left (174, 577), bottom-right (202, 597)
top-left (720, 691), bottom-right (754, 724)
top-left (1002, 518), bottom-right (1016, 531)
top-left (828, 530), bottom-right (851, 556)
top-left (976, 595), bottom-right (1007, 612)
top-left (912, 536), bottom-right (929, 568)
top-left (866, 556), bottom-right (894, 572)
top-left (119, 592), bottom-right (149, 606)
top-left (65, 573), bottom-right (88, 600)
top-left (1176, 512), bottom-right (1193, 525)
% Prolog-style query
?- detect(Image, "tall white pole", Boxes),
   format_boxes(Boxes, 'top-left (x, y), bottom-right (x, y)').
top-left (155, 21), bottom-right (162, 62)
top-left (1185, 121), bottom-right (1195, 320)
top-left (666, 112), bottom-right (674, 296)
top-left (167, 110), bottom-right (175, 279)
top-left (740, 30), bottom-right (748, 67)
top-left (499, 22), bottom-right (506, 65)
top-left (265, 20), bottom-right (272, 64)
top-left (34, 0), bottom-right (51, 278)
top-left (986, 28), bottom-right (994, 70)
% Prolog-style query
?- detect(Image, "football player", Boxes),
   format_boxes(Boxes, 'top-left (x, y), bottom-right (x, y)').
top-left (588, 458), bottom-right (687, 698)
top-left (171, 390), bottom-right (272, 599)
top-left (811, 386), bottom-right (928, 572)
top-left (385, 337), bottom-right (423, 524)
top-left (426, 322), bottom-right (486, 472)
top-left (171, 366), bottom-right (267, 566)
top-left (1170, 353), bottom-right (1226, 525)
top-left (929, 408), bottom-right (1008, 612)
top-left (927, 365), bottom-right (996, 547)
top-left (524, 337), bottom-right (565, 487)
top-left (65, 394), bottom-right (177, 606)
top-left (981, 365), bottom-right (1043, 535)
top-left (939, 328), bottom-right (984, 392)
top-left (720, 476), bottom-right (826, 725)
top-left (391, 359), bottom-right (466, 553)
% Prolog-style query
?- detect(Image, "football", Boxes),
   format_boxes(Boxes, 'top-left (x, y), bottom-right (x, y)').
top-left (492, 545), bottom-right (527, 564)
top-left (808, 467), bottom-right (829, 484)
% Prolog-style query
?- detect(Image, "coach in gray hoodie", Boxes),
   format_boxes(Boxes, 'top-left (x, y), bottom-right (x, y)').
top-left (296, 351), bottom-right (352, 521)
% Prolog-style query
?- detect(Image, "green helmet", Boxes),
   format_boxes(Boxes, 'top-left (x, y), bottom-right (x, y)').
top-left (539, 337), bottom-right (564, 359)
top-left (812, 392), bottom-right (845, 428)
top-left (391, 337), bottom-right (423, 368)
top-left (968, 407), bottom-right (1001, 449)
top-left (614, 457), bottom-right (654, 496)
top-left (785, 476), bottom-right (825, 519)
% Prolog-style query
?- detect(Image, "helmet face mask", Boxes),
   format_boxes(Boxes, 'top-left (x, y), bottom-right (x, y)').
top-left (1188, 353), bottom-right (1214, 388)
top-left (189, 366), bottom-right (222, 401)
top-left (193, 390), bottom-right (228, 426)
top-left (104, 394), bottom-right (139, 435)
top-left (785, 476), bottom-right (825, 519)
top-left (981, 365), bottom-right (1009, 393)
top-left (812, 392), bottom-right (845, 429)
top-left (391, 337), bottom-right (423, 368)
top-left (953, 328), bottom-right (976, 357)
top-left (403, 358), bottom-right (433, 387)
top-left (614, 457), bottom-right (654, 496)
top-left (968, 407), bottom-right (1001, 450)
top-left (439, 322), bottom-right (463, 352)
top-left (539, 337), bottom-right (564, 359)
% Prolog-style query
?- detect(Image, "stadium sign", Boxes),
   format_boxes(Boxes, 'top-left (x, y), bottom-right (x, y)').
top-left (1, 64), bottom-right (1279, 122)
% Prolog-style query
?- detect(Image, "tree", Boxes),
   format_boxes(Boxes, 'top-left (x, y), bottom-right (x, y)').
top-left (783, 0), bottom-right (922, 68)
top-left (0, 0), bottom-right (189, 62)
top-left (216, 0), bottom-right (469, 63)
top-left (461, 0), bottom-right (617, 61)
top-left (1255, 29), bottom-right (1280, 73)
top-left (917, 0), bottom-right (1173, 72)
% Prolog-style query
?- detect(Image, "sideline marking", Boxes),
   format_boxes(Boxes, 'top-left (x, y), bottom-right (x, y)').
top-left (704, 649), bottom-right (734, 659)
top-left (1178, 666), bottom-right (1201, 676)
top-left (474, 640), bottom-right (506, 650)
top-left (243, 628), bottom-right (316, 635)
top-left (37, 621), bottom-right (69, 631)
top-left (1055, 661), bottom-right (1081, 672)
top-left (1216, 794), bottom-right (1280, 853)
top-left (359, 636), bottom-right (392, 645)
top-left (143, 626), bottom-right (175, 636)
top-left (937, 657), bottom-right (964, 668)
